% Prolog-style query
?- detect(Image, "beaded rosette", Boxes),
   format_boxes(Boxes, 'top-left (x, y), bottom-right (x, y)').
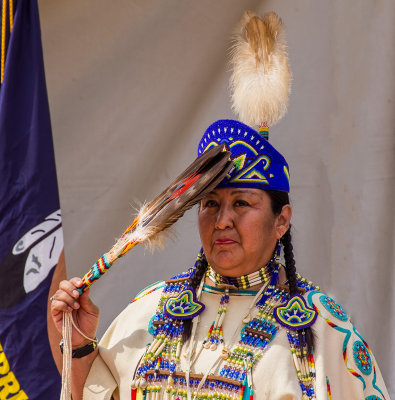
top-left (131, 254), bottom-right (319, 400)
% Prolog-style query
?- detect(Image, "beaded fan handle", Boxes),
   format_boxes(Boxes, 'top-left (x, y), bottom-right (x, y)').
top-left (76, 217), bottom-right (141, 294)
top-left (77, 255), bottom-right (112, 294)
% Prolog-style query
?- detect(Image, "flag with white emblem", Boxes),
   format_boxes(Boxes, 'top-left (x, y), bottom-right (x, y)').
top-left (0, 0), bottom-right (63, 397)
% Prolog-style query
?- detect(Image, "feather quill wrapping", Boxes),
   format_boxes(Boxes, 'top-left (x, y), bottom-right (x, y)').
top-left (230, 11), bottom-right (291, 127)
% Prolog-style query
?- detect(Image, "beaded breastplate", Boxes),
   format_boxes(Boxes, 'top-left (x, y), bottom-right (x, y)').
top-left (131, 255), bottom-right (319, 400)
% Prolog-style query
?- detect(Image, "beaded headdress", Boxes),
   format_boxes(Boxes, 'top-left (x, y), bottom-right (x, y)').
top-left (198, 119), bottom-right (290, 192)
top-left (198, 11), bottom-right (291, 193)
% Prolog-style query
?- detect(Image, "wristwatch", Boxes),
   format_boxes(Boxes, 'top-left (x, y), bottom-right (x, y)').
top-left (59, 338), bottom-right (97, 358)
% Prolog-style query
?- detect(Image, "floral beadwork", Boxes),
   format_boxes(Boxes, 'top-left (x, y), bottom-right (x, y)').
top-left (319, 295), bottom-right (348, 321)
top-left (353, 341), bottom-right (372, 375)
top-left (274, 294), bottom-right (317, 330)
top-left (164, 288), bottom-right (205, 319)
top-left (365, 396), bottom-right (383, 400)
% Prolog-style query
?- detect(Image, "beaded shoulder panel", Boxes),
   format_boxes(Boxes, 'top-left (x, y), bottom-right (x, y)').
top-left (130, 269), bottom-right (193, 304)
top-left (306, 290), bottom-right (387, 399)
top-left (131, 281), bottom-right (166, 304)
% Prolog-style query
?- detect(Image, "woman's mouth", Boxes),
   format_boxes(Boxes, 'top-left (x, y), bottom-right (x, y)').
top-left (214, 239), bottom-right (236, 246)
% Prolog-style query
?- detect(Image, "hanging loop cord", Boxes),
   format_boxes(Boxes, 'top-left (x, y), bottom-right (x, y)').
top-left (61, 313), bottom-right (72, 400)
top-left (60, 312), bottom-right (98, 400)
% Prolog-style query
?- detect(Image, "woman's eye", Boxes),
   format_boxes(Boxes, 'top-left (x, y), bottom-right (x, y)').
top-left (235, 200), bottom-right (249, 207)
top-left (203, 200), bottom-right (218, 208)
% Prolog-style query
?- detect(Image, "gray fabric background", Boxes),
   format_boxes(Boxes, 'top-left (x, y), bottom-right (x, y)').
top-left (39, 0), bottom-right (394, 395)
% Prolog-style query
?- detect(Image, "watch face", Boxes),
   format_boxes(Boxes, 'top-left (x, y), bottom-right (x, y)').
top-left (0, 210), bottom-right (63, 309)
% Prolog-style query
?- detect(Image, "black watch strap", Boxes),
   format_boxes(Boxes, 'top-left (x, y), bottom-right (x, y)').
top-left (60, 339), bottom-right (97, 358)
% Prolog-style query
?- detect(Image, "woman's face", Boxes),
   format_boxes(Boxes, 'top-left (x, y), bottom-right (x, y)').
top-left (198, 188), bottom-right (291, 277)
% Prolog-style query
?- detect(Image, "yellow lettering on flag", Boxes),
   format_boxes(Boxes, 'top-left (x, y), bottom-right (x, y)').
top-left (0, 372), bottom-right (20, 399)
top-left (0, 351), bottom-right (9, 375)
top-left (0, 341), bottom-right (28, 399)
top-left (8, 391), bottom-right (29, 400)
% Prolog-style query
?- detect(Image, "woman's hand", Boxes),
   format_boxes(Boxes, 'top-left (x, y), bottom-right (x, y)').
top-left (50, 277), bottom-right (100, 348)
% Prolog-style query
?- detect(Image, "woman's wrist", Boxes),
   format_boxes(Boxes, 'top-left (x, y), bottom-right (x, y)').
top-left (60, 337), bottom-right (98, 358)
top-left (71, 336), bottom-right (98, 350)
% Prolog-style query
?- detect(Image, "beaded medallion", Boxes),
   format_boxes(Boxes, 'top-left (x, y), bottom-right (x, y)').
top-left (164, 288), bottom-right (205, 320)
top-left (352, 341), bottom-right (372, 376)
top-left (319, 295), bottom-right (348, 321)
top-left (274, 294), bottom-right (317, 330)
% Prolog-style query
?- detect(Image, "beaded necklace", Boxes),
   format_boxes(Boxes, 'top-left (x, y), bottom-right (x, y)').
top-left (131, 250), bottom-right (319, 400)
top-left (206, 260), bottom-right (272, 289)
top-left (201, 260), bottom-right (274, 353)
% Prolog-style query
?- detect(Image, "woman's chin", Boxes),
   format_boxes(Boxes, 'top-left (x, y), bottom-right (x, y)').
top-left (209, 257), bottom-right (243, 277)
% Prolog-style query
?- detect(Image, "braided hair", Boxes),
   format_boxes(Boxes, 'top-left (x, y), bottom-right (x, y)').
top-left (183, 253), bottom-right (208, 341)
top-left (265, 190), bottom-right (314, 352)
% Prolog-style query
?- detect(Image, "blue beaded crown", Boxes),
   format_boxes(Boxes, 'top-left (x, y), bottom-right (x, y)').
top-left (197, 119), bottom-right (290, 192)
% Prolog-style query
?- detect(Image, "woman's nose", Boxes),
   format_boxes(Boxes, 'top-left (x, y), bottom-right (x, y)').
top-left (215, 205), bottom-right (234, 230)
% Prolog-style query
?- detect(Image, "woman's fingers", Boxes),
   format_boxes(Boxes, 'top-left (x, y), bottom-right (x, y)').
top-left (50, 278), bottom-right (100, 346)
top-left (51, 278), bottom-right (83, 315)
top-left (59, 279), bottom-right (80, 299)
top-left (70, 276), bottom-right (83, 289)
top-left (51, 298), bottom-right (73, 313)
top-left (52, 281), bottom-right (79, 309)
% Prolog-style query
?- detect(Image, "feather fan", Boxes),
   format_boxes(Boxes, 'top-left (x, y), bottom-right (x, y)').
top-left (77, 145), bottom-right (232, 294)
top-left (230, 11), bottom-right (291, 127)
top-left (61, 146), bottom-right (232, 400)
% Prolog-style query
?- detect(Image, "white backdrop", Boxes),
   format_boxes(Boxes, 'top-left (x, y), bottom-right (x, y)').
top-left (39, 0), bottom-right (394, 395)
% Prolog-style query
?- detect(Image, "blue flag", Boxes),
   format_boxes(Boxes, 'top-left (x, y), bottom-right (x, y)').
top-left (0, 0), bottom-right (62, 398)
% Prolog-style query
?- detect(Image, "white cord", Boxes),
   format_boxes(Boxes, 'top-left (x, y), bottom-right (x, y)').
top-left (70, 316), bottom-right (98, 343)
top-left (60, 312), bottom-right (98, 400)
top-left (60, 312), bottom-right (72, 400)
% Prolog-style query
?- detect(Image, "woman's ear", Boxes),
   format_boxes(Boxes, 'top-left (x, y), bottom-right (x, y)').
top-left (275, 204), bottom-right (292, 239)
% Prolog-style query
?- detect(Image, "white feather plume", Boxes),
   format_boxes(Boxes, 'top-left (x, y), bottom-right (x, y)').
top-left (230, 11), bottom-right (291, 127)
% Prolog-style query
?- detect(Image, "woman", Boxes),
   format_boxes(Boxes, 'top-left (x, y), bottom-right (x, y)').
top-left (51, 119), bottom-right (390, 400)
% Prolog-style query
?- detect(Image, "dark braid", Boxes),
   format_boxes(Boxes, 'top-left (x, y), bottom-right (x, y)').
top-left (266, 191), bottom-right (315, 353)
top-left (183, 253), bottom-right (208, 341)
top-left (264, 191), bottom-right (299, 296)
top-left (189, 253), bottom-right (209, 289)
top-left (281, 227), bottom-right (298, 295)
